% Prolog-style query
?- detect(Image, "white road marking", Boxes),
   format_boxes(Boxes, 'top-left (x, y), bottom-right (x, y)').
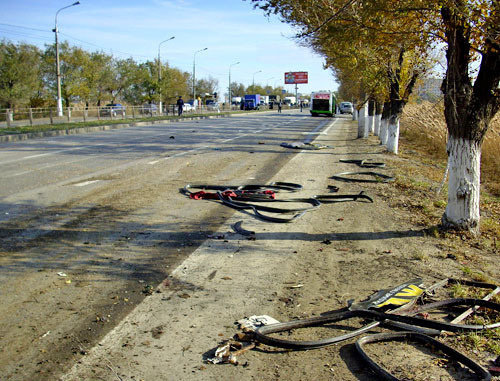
top-left (8, 156), bottom-right (93, 177)
top-left (73, 180), bottom-right (100, 187)
top-left (303, 119), bottom-right (338, 143)
top-left (148, 145), bottom-right (210, 165)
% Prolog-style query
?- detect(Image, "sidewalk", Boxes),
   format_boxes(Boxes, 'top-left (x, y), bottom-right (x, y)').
top-left (61, 116), bottom-right (442, 381)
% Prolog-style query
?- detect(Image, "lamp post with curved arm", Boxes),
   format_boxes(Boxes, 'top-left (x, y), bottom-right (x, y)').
top-left (252, 70), bottom-right (262, 93)
top-left (228, 61), bottom-right (240, 107)
top-left (53, 1), bottom-right (80, 117)
top-left (158, 36), bottom-right (175, 114)
top-left (192, 48), bottom-right (208, 109)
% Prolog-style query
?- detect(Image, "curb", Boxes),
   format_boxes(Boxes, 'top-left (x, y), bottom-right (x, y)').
top-left (0, 113), bottom-right (235, 143)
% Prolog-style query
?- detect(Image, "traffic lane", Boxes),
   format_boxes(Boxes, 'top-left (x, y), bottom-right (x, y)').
top-left (0, 112), bottom-right (335, 380)
top-left (0, 112), bottom-right (302, 176)
top-left (0, 112), bottom-right (328, 225)
top-left (0, 112), bottom-right (322, 197)
top-left (0, 114), bottom-right (332, 287)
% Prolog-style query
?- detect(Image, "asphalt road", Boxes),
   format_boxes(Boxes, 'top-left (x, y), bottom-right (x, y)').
top-left (0, 109), bottom-right (340, 380)
top-left (0, 110), bottom-right (330, 221)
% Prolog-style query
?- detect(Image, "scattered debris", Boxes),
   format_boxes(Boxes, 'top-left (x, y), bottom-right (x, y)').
top-left (182, 182), bottom-right (320, 223)
top-left (206, 279), bottom-right (499, 378)
top-left (280, 142), bottom-right (332, 150)
top-left (356, 332), bottom-right (491, 381)
top-left (489, 366), bottom-right (500, 376)
top-left (339, 159), bottom-right (386, 168)
top-left (349, 279), bottom-right (424, 310)
top-left (232, 221), bottom-right (256, 237)
top-left (207, 234), bottom-right (225, 239)
top-left (57, 272), bottom-right (67, 277)
top-left (327, 185), bottom-right (339, 192)
top-left (207, 270), bottom-right (217, 280)
top-left (151, 325), bottom-right (165, 339)
top-left (331, 171), bottom-right (395, 183)
top-left (313, 191), bottom-right (373, 203)
top-left (237, 315), bottom-right (280, 332)
top-left (143, 285), bottom-right (154, 295)
top-left (207, 341), bottom-right (256, 365)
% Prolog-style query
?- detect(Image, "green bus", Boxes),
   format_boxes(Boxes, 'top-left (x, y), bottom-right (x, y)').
top-left (310, 91), bottom-right (336, 117)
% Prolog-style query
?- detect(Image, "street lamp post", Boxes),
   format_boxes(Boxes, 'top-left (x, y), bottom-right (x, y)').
top-left (158, 36), bottom-right (175, 115)
top-left (53, 1), bottom-right (80, 117)
top-left (228, 61), bottom-right (240, 107)
top-left (266, 77), bottom-right (275, 88)
top-left (252, 70), bottom-right (262, 93)
top-left (192, 48), bottom-right (208, 109)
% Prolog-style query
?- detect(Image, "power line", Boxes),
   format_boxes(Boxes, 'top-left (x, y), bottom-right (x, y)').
top-left (0, 28), bottom-right (53, 43)
top-left (0, 22), bottom-right (51, 33)
top-left (0, 22), bottom-right (196, 73)
top-left (58, 31), bottom-right (152, 59)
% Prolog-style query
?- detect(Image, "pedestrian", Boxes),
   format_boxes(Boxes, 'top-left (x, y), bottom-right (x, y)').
top-left (300, 101), bottom-right (303, 112)
top-left (278, 100), bottom-right (282, 113)
top-left (177, 96), bottom-right (184, 116)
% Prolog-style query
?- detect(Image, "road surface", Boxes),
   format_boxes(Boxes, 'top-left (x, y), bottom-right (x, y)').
top-left (0, 109), bottom-right (339, 380)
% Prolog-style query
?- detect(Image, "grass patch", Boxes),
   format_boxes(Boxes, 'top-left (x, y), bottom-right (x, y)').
top-left (460, 266), bottom-right (489, 282)
top-left (455, 329), bottom-right (500, 355)
top-left (411, 251), bottom-right (429, 261)
top-left (401, 101), bottom-right (500, 196)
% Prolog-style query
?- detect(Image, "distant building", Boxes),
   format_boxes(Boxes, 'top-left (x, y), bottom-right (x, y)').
top-left (416, 78), bottom-right (442, 101)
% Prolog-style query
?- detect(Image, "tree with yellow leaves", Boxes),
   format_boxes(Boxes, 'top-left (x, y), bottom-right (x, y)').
top-left (253, 0), bottom-right (500, 235)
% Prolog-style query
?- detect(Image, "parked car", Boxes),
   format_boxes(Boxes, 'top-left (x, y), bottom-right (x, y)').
top-left (183, 103), bottom-right (193, 112)
top-left (139, 103), bottom-right (158, 115)
top-left (206, 100), bottom-right (220, 111)
top-left (339, 102), bottom-right (354, 114)
top-left (100, 103), bottom-right (126, 117)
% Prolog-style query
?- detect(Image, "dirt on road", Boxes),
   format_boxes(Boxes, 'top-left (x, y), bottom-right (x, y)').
top-left (1, 115), bottom-right (499, 380)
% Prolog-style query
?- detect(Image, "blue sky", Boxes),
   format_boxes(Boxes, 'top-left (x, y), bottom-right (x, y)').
top-left (0, 0), bottom-right (338, 98)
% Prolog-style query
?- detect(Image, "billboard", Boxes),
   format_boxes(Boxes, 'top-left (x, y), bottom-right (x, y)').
top-left (284, 71), bottom-right (308, 84)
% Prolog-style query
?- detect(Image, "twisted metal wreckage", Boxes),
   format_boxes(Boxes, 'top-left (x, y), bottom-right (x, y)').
top-left (208, 279), bottom-right (500, 381)
top-left (182, 159), bottom-right (392, 222)
top-left (181, 160), bottom-right (499, 379)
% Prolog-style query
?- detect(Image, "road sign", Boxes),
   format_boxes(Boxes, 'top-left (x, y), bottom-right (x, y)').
top-left (284, 72), bottom-right (308, 84)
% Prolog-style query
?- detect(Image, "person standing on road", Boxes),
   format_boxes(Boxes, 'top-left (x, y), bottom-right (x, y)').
top-left (278, 100), bottom-right (282, 113)
top-left (177, 96), bottom-right (184, 116)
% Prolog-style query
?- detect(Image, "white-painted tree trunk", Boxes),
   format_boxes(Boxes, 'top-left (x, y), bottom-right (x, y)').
top-left (374, 114), bottom-right (382, 136)
top-left (386, 118), bottom-right (399, 154)
top-left (442, 136), bottom-right (481, 235)
top-left (353, 109), bottom-right (358, 120)
top-left (368, 115), bottom-right (375, 134)
top-left (357, 106), bottom-right (367, 138)
top-left (379, 118), bottom-right (388, 145)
